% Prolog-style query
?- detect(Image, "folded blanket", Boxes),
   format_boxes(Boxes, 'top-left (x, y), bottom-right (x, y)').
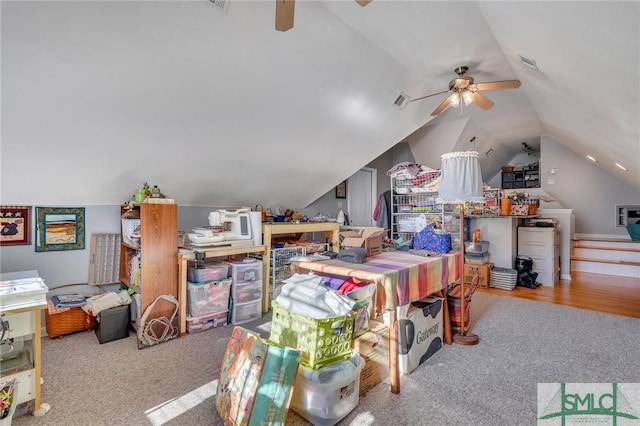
top-left (337, 248), bottom-right (368, 264)
top-left (82, 290), bottom-right (131, 317)
top-left (320, 275), bottom-right (347, 290)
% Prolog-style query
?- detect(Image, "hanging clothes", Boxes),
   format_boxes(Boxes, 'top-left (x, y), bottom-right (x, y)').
top-left (372, 193), bottom-right (383, 221)
top-left (375, 190), bottom-right (392, 232)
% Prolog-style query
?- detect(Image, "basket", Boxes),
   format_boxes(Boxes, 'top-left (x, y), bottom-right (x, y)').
top-left (269, 300), bottom-right (355, 370)
top-left (45, 302), bottom-right (95, 339)
top-left (446, 276), bottom-right (479, 333)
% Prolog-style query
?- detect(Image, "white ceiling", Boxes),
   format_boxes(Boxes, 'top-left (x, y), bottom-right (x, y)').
top-left (1, 1), bottom-right (638, 207)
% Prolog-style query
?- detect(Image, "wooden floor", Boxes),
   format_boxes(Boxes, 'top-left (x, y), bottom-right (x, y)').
top-left (478, 271), bottom-right (640, 319)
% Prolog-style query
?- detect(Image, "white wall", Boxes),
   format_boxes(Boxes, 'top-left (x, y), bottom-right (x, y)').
top-left (487, 136), bottom-right (639, 237)
top-left (539, 137), bottom-right (639, 236)
top-left (3, 137), bottom-right (635, 289)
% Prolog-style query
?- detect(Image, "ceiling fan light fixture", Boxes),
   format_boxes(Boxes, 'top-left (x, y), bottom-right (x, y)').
top-left (449, 92), bottom-right (460, 107)
top-left (462, 90), bottom-right (474, 105)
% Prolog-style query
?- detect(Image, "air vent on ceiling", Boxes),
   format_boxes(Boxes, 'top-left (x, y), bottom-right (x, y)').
top-left (210, 0), bottom-right (230, 13)
top-left (393, 92), bottom-right (410, 109)
top-left (518, 55), bottom-right (539, 71)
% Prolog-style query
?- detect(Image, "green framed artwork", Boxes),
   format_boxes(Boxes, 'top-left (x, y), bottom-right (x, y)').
top-left (35, 207), bottom-right (85, 252)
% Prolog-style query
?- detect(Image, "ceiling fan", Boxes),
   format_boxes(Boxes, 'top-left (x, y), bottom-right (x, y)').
top-left (276, 0), bottom-right (372, 32)
top-left (411, 65), bottom-right (521, 117)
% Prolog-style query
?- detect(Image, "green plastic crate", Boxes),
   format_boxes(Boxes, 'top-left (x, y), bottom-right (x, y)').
top-left (269, 300), bottom-right (355, 370)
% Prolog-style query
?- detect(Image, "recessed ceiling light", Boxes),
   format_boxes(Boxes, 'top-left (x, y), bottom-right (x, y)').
top-left (615, 163), bottom-right (627, 171)
top-left (518, 55), bottom-right (539, 71)
top-left (586, 155), bottom-right (597, 162)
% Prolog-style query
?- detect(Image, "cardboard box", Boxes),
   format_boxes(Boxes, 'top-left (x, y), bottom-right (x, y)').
top-left (351, 320), bottom-right (389, 395)
top-left (397, 297), bottom-right (443, 375)
top-left (340, 227), bottom-right (387, 256)
top-left (463, 263), bottom-right (493, 289)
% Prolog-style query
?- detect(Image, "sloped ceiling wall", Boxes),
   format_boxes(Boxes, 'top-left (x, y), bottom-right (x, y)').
top-left (1, 1), bottom-right (638, 208)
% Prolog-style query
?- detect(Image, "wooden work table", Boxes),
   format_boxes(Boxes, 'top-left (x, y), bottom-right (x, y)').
top-left (294, 250), bottom-right (460, 394)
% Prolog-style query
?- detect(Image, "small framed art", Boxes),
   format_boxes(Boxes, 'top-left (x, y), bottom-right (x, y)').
top-left (35, 207), bottom-right (85, 252)
top-left (335, 181), bottom-right (347, 199)
top-left (0, 206), bottom-right (31, 246)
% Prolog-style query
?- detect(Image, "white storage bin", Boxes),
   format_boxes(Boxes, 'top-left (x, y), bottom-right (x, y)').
top-left (186, 310), bottom-right (228, 334)
top-left (232, 280), bottom-right (262, 304)
top-left (121, 218), bottom-right (141, 248)
top-left (187, 278), bottom-right (231, 317)
top-left (231, 298), bottom-right (262, 325)
top-left (226, 258), bottom-right (262, 284)
top-left (187, 262), bottom-right (229, 283)
top-left (290, 351), bottom-right (364, 426)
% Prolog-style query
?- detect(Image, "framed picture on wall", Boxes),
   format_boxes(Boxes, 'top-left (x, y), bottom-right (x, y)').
top-left (335, 181), bottom-right (347, 199)
top-left (35, 207), bottom-right (85, 252)
top-left (0, 206), bottom-right (32, 246)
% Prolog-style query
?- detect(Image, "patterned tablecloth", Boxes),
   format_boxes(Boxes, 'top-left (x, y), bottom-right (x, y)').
top-left (295, 250), bottom-right (460, 312)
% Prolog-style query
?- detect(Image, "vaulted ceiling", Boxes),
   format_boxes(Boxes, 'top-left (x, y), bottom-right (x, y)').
top-left (2, 1), bottom-right (638, 207)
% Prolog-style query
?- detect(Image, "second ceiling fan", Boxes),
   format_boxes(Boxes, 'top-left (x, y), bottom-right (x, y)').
top-left (276, 0), bottom-right (372, 32)
top-left (411, 66), bottom-right (521, 117)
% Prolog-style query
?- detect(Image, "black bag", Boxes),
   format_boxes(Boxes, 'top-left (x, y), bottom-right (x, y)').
top-left (515, 255), bottom-right (540, 288)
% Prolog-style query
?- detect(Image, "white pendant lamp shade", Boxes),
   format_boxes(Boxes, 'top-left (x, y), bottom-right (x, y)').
top-left (437, 151), bottom-right (484, 205)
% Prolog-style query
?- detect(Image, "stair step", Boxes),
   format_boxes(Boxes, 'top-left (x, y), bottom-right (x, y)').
top-left (571, 237), bottom-right (640, 278)
top-left (573, 239), bottom-right (640, 251)
top-left (570, 256), bottom-right (640, 266)
top-left (571, 258), bottom-right (640, 278)
top-left (573, 247), bottom-right (640, 263)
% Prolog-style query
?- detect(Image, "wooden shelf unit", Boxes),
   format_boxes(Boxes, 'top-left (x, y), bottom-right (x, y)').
top-left (119, 202), bottom-right (178, 345)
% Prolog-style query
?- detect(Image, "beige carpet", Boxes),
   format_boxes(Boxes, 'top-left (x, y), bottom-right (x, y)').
top-left (11, 292), bottom-right (640, 426)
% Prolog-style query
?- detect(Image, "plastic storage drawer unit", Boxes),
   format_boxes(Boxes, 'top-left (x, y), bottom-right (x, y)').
top-left (95, 304), bottom-right (130, 344)
top-left (187, 278), bottom-right (231, 317)
top-left (226, 258), bottom-right (262, 284)
top-left (186, 310), bottom-right (228, 334)
top-left (232, 280), bottom-right (262, 304)
top-left (231, 299), bottom-right (262, 325)
top-left (187, 262), bottom-right (229, 283)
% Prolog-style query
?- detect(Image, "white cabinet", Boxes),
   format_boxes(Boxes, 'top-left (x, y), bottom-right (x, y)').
top-left (1, 271), bottom-right (49, 419)
top-left (518, 227), bottom-right (560, 286)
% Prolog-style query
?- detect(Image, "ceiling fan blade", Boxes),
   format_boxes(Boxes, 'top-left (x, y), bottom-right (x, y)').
top-left (475, 79), bottom-right (521, 91)
top-left (355, 0), bottom-right (373, 6)
top-left (472, 92), bottom-right (494, 110)
top-left (431, 97), bottom-right (451, 116)
top-left (411, 89), bottom-right (451, 103)
top-left (275, 0), bottom-right (295, 32)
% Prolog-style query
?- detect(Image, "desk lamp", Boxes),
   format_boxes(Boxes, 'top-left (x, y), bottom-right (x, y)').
top-left (437, 151), bottom-right (484, 345)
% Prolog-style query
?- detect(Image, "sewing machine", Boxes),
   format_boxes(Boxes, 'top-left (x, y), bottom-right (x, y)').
top-left (191, 208), bottom-right (253, 248)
